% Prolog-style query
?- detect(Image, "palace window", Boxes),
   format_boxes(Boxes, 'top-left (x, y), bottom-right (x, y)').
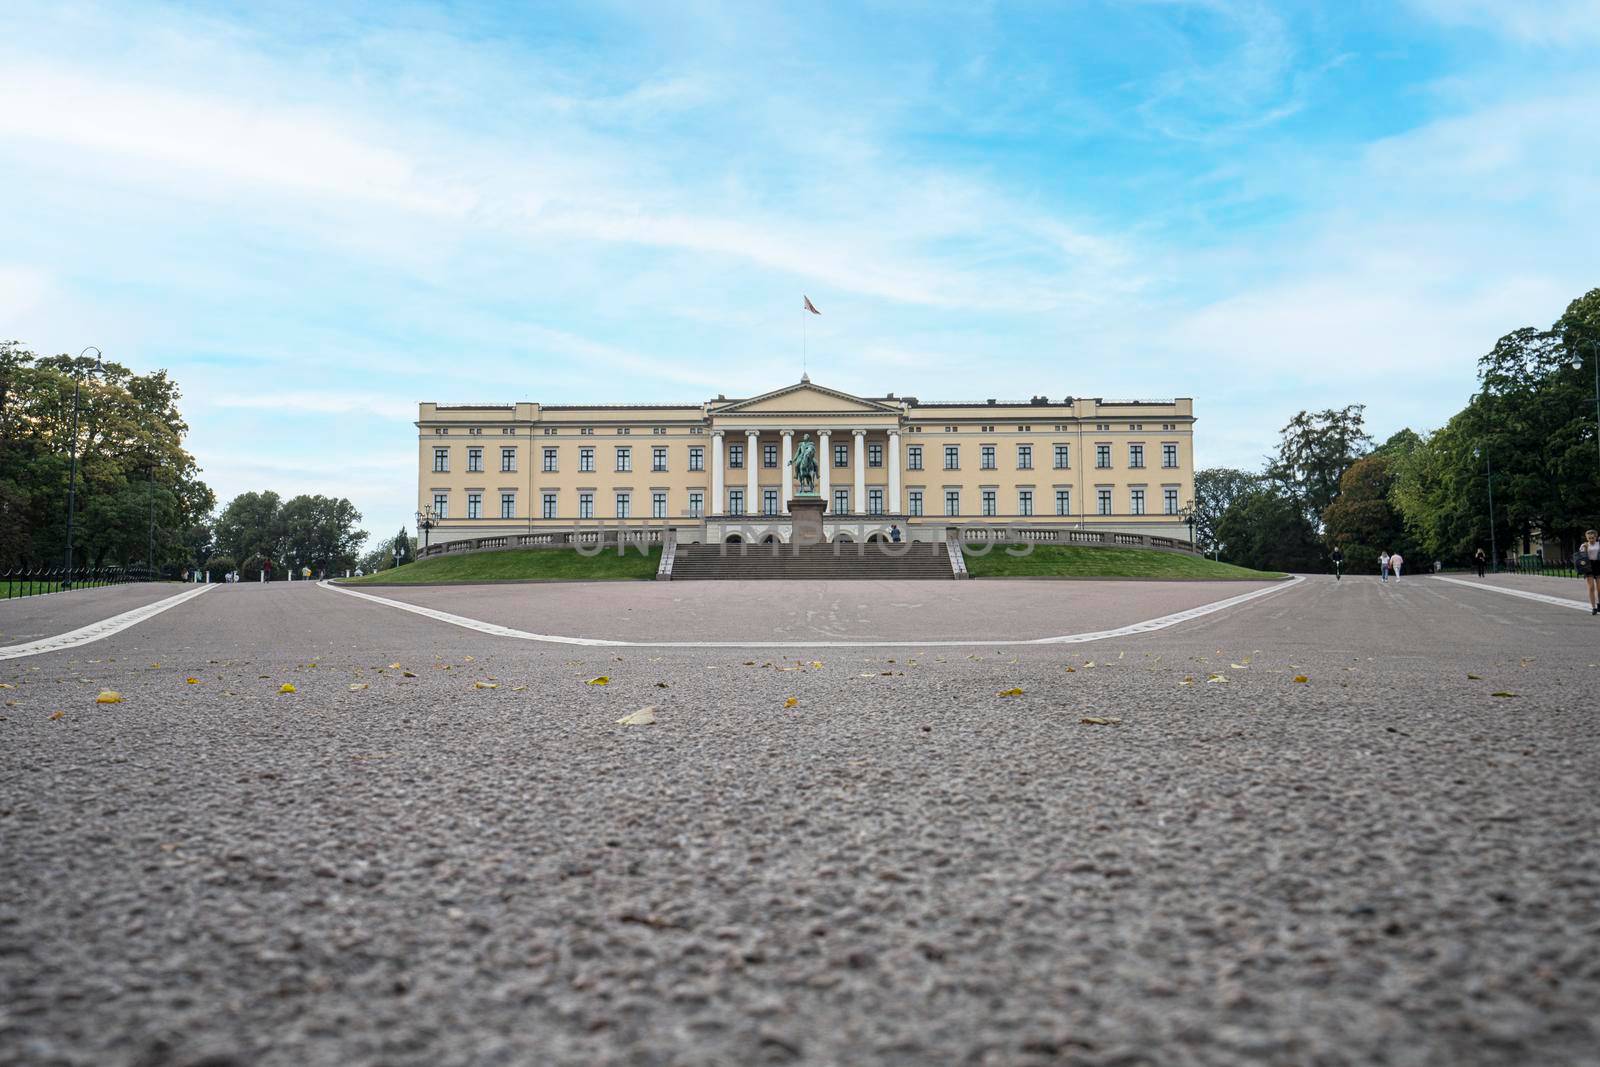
top-left (616, 447), bottom-right (632, 473)
top-left (579, 492), bottom-right (594, 520)
top-left (500, 447), bottom-right (517, 473)
top-left (502, 428), bottom-right (515, 435)
top-left (834, 488), bottom-right (850, 514)
top-left (653, 491), bottom-right (668, 519)
top-left (1163, 443), bottom-right (1179, 468)
top-left (981, 445), bottom-right (996, 470)
top-left (868, 443), bottom-right (883, 468)
top-left (653, 446), bottom-right (668, 472)
top-left (1054, 444), bottom-right (1070, 469)
top-left (1017, 445), bottom-right (1033, 470)
top-left (579, 447), bottom-right (595, 473)
top-left (729, 444), bottom-right (744, 469)
top-left (981, 489), bottom-right (997, 517)
top-left (1096, 444), bottom-right (1111, 468)
top-left (944, 445), bottom-right (960, 470)
top-left (945, 489), bottom-right (961, 516)
top-left (467, 448), bottom-right (483, 473)
top-left (1056, 489), bottom-right (1071, 516)
top-left (907, 445), bottom-right (924, 471)
top-left (688, 491), bottom-right (704, 518)
top-left (688, 446), bottom-right (705, 472)
top-left (434, 428), bottom-right (449, 435)
top-left (1131, 488), bottom-right (1146, 515)
top-left (432, 447), bottom-right (449, 473)
top-left (763, 443), bottom-right (778, 468)
top-left (908, 490), bottom-right (923, 517)
top-left (1018, 490), bottom-right (1033, 517)
top-left (728, 489), bottom-right (745, 515)
top-left (500, 492), bottom-right (516, 519)
top-left (542, 493), bottom-right (557, 519)
top-left (432, 492), bottom-right (448, 518)
top-left (1129, 443), bottom-right (1145, 469)
top-left (1097, 488), bottom-right (1112, 515)
top-left (868, 487), bottom-right (884, 515)
top-left (542, 447), bottom-right (558, 473)
top-left (615, 492), bottom-right (631, 519)
top-left (762, 488), bottom-right (779, 515)
top-left (467, 492), bottom-right (482, 519)
top-left (834, 444), bottom-right (849, 468)
top-left (1164, 487), bottom-right (1179, 514)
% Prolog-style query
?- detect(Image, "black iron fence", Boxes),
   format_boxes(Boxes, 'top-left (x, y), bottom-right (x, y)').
top-left (1, 566), bottom-right (150, 600)
top-left (1503, 555), bottom-right (1579, 580)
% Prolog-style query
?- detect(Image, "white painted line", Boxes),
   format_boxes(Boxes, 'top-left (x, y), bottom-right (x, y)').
top-left (0, 584), bottom-right (216, 661)
top-left (1432, 575), bottom-right (1590, 613)
top-left (321, 576), bottom-right (1302, 648)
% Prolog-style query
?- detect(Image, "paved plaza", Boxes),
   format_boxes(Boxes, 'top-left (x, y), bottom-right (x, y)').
top-left (3, 575), bottom-right (1598, 1066)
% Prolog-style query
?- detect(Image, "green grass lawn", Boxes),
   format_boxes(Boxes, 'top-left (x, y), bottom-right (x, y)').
top-left (339, 546), bottom-right (662, 584)
top-left (964, 545), bottom-right (1285, 580)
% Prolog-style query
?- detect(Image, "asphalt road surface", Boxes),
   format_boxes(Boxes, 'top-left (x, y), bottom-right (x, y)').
top-left (2, 574), bottom-right (1597, 1067)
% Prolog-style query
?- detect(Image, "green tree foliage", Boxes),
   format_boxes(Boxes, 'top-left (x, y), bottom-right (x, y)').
top-left (1188, 468), bottom-right (1259, 557)
top-left (203, 555), bottom-right (238, 581)
top-left (0, 342), bottom-right (214, 572)
top-left (1321, 455), bottom-right (1410, 560)
top-left (1266, 405), bottom-right (1373, 525)
top-left (360, 527), bottom-right (416, 572)
top-left (214, 490), bottom-right (283, 563)
top-left (1214, 488), bottom-right (1324, 573)
top-left (214, 490), bottom-right (367, 575)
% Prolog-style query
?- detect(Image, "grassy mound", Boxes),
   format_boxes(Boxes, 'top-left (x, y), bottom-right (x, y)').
top-left (964, 545), bottom-right (1284, 580)
top-left (341, 546), bottom-right (661, 584)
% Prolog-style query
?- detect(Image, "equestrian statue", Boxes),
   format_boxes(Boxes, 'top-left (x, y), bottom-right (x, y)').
top-left (789, 434), bottom-right (820, 496)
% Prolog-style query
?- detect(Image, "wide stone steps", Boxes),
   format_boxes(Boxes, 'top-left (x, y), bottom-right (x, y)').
top-left (669, 543), bottom-right (955, 580)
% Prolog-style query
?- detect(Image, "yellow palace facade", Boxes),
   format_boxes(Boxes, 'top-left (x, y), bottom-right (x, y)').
top-left (416, 377), bottom-right (1195, 546)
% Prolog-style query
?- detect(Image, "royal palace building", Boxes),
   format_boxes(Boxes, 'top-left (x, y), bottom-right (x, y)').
top-left (415, 377), bottom-right (1195, 546)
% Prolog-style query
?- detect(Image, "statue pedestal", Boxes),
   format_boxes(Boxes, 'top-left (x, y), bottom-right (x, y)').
top-left (788, 496), bottom-right (827, 546)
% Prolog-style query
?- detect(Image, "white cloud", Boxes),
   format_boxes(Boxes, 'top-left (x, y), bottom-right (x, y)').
top-left (1408, 0), bottom-right (1600, 45)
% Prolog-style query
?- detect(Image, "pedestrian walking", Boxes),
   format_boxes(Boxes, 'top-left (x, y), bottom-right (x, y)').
top-left (1474, 547), bottom-right (1487, 577)
top-left (1379, 550), bottom-right (1391, 582)
top-left (1390, 550), bottom-right (1404, 581)
top-left (1329, 546), bottom-right (1344, 580)
top-left (1579, 530), bottom-right (1600, 615)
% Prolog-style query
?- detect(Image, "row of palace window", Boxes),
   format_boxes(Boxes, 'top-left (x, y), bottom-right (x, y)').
top-left (427, 485), bottom-right (1182, 520)
top-left (431, 441), bottom-right (1184, 474)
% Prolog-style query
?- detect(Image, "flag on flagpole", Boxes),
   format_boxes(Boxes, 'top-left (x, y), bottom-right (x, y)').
top-left (803, 296), bottom-right (821, 315)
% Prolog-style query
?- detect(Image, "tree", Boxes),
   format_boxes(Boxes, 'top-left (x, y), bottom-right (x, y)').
top-left (277, 494), bottom-right (366, 574)
top-left (360, 527), bottom-right (416, 572)
top-left (1215, 487), bottom-right (1325, 573)
top-left (1266, 405), bottom-right (1373, 526)
top-left (1188, 468), bottom-right (1259, 558)
top-left (1321, 455), bottom-right (1409, 557)
top-left (214, 491), bottom-right (283, 564)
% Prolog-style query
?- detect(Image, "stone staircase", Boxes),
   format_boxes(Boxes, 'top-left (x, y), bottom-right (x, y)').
top-left (667, 541), bottom-right (957, 580)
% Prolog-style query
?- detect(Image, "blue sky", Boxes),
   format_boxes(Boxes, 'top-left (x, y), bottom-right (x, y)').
top-left (3, 0), bottom-right (1597, 543)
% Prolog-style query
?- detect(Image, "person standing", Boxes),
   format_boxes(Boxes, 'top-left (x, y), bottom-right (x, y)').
top-left (1579, 530), bottom-right (1600, 615)
top-left (1474, 547), bottom-right (1487, 577)
top-left (1379, 550), bottom-right (1391, 582)
top-left (1390, 550), bottom-right (1404, 581)
top-left (1329, 545), bottom-right (1344, 581)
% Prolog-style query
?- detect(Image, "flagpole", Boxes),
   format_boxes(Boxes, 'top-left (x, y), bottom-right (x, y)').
top-left (802, 302), bottom-right (807, 378)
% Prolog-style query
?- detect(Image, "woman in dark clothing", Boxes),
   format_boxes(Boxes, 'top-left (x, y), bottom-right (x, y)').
top-left (1473, 548), bottom-right (1487, 578)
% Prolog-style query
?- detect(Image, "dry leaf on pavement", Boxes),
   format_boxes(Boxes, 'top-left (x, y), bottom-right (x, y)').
top-left (96, 691), bottom-right (124, 703)
top-left (998, 687), bottom-right (1024, 697)
top-left (617, 706), bottom-right (657, 725)
top-left (586, 676), bottom-right (610, 686)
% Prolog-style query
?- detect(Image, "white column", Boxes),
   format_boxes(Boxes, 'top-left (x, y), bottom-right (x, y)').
top-left (711, 431), bottom-right (725, 513)
top-left (888, 429), bottom-right (902, 514)
top-left (781, 429), bottom-right (794, 510)
top-left (745, 429), bottom-right (759, 515)
top-left (818, 430), bottom-right (832, 505)
top-left (853, 429), bottom-right (866, 515)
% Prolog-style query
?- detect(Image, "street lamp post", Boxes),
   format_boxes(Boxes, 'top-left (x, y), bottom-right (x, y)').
top-left (1476, 447), bottom-right (1497, 574)
top-left (416, 506), bottom-right (436, 555)
top-left (62, 347), bottom-right (102, 589)
top-left (1571, 341), bottom-right (1600, 471)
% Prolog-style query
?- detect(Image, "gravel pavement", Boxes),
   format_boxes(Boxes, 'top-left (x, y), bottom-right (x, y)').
top-left (2, 575), bottom-right (1598, 1067)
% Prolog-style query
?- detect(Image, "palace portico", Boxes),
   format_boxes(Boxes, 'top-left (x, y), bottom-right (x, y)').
top-left (416, 377), bottom-right (1195, 545)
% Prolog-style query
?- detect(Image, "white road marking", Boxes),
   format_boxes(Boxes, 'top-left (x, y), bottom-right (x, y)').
top-left (0, 584), bottom-right (216, 661)
top-left (320, 576), bottom-right (1303, 648)
top-left (1432, 575), bottom-right (1589, 613)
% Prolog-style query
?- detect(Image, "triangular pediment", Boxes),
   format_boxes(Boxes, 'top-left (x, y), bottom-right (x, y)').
top-left (712, 380), bottom-right (900, 415)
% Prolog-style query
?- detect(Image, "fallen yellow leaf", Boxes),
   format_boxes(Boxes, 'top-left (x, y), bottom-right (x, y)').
top-left (1206, 674), bottom-right (1228, 684)
top-left (49, 710), bottom-right (65, 720)
top-left (998, 687), bottom-right (1024, 697)
top-left (1230, 663), bottom-right (1249, 670)
top-left (784, 696), bottom-right (798, 707)
top-left (616, 706), bottom-right (657, 725)
top-left (811, 661), bottom-right (824, 669)
top-left (1063, 666), bottom-right (1076, 673)
top-left (186, 677), bottom-right (200, 684)
top-left (96, 691), bottom-right (124, 703)
top-left (389, 662), bottom-right (403, 670)
top-left (349, 683), bottom-right (369, 691)
top-left (1081, 716), bottom-right (1122, 726)
top-left (474, 681), bottom-right (498, 690)
top-left (1491, 691), bottom-right (1517, 698)
top-left (402, 671), bottom-right (417, 678)
top-left (511, 685), bottom-right (527, 692)
top-left (586, 676), bottom-right (610, 686)
top-left (1467, 674), bottom-right (1482, 680)
top-left (278, 683), bottom-right (296, 694)
top-left (1293, 675), bottom-right (1309, 683)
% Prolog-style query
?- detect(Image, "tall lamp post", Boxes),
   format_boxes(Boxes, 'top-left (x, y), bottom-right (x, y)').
top-left (62, 347), bottom-right (103, 589)
top-left (1571, 340), bottom-right (1600, 471)
top-left (416, 505), bottom-right (436, 555)
top-left (1475, 446), bottom-right (1497, 574)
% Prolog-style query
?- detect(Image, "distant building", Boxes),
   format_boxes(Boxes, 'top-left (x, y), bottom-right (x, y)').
top-left (416, 377), bottom-right (1195, 545)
